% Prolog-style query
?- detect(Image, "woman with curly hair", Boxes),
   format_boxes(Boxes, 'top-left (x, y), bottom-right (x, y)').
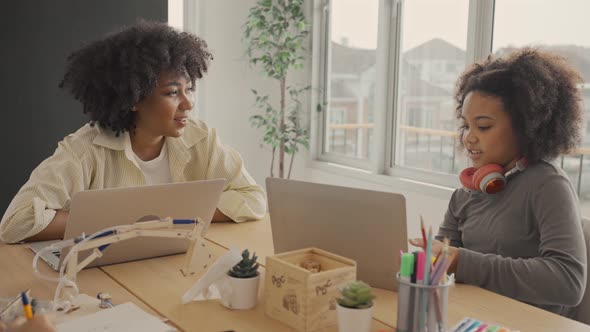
top-left (0, 21), bottom-right (266, 243)
top-left (410, 48), bottom-right (587, 317)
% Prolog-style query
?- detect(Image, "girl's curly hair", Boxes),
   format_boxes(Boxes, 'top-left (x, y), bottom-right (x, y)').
top-left (59, 20), bottom-right (213, 135)
top-left (454, 48), bottom-right (584, 161)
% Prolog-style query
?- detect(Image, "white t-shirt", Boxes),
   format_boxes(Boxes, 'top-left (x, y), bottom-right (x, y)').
top-left (125, 134), bottom-right (172, 185)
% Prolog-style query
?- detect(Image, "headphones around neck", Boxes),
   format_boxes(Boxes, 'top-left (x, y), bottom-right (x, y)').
top-left (459, 158), bottom-right (528, 194)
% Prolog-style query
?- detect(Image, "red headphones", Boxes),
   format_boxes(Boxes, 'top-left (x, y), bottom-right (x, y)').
top-left (459, 158), bottom-right (528, 194)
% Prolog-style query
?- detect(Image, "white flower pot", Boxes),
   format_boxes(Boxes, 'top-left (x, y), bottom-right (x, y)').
top-left (336, 303), bottom-right (373, 332)
top-left (220, 274), bottom-right (260, 310)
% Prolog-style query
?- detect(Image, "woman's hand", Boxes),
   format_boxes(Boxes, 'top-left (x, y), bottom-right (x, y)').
top-left (408, 238), bottom-right (460, 274)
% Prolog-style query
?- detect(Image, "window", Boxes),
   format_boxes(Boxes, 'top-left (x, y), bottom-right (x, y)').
top-left (316, 0), bottom-right (590, 209)
top-left (493, 0), bottom-right (590, 201)
top-left (394, 0), bottom-right (470, 175)
top-left (322, 0), bottom-right (378, 162)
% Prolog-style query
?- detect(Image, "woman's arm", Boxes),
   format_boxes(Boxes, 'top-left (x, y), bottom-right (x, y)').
top-left (212, 208), bottom-right (231, 222)
top-left (456, 175), bottom-right (587, 307)
top-left (0, 137), bottom-right (87, 243)
top-left (23, 210), bottom-right (69, 242)
top-left (205, 128), bottom-right (266, 222)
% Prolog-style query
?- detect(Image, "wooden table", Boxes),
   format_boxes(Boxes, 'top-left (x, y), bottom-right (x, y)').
top-left (101, 239), bottom-right (393, 332)
top-left (205, 216), bottom-right (590, 332)
top-left (0, 242), bottom-right (169, 326)
top-left (2, 216), bottom-right (590, 332)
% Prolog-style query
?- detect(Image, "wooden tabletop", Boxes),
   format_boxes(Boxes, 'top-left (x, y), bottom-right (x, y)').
top-left (0, 242), bottom-right (164, 323)
top-left (2, 216), bottom-right (589, 332)
top-left (100, 239), bottom-right (393, 332)
top-left (205, 216), bottom-right (590, 332)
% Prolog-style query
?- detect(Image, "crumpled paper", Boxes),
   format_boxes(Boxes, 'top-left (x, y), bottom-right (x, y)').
top-left (181, 246), bottom-right (243, 304)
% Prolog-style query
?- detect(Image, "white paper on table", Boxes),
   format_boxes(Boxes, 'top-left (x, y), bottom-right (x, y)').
top-left (56, 302), bottom-right (174, 332)
top-left (181, 246), bottom-right (243, 304)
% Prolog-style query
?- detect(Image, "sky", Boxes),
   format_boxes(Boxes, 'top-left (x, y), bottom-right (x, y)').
top-left (331, 0), bottom-right (590, 51)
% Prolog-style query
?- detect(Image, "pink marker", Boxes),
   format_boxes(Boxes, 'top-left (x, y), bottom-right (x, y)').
top-left (416, 251), bottom-right (425, 283)
top-left (474, 324), bottom-right (489, 332)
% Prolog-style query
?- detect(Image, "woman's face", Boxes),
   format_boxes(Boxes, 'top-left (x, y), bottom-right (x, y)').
top-left (133, 71), bottom-right (194, 138)
top-left (460, 91), bottom-right (521, 169)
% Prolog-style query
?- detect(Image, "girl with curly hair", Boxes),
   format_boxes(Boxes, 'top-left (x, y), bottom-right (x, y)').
top-left (410, 48), bottom-right (587, 317)
top-left (0, 21), bottom-right (266, 243)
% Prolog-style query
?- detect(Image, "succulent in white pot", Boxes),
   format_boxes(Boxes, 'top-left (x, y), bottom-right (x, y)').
top-left (221, 249), bottom-right (260, 310)
top-left (336, 281), bottom-right (375, 332)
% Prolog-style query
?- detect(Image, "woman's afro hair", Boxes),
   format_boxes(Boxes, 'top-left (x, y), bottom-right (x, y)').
top-left (59, 20), bottom-right (213, 134)
top-left (455, 48), bottom-right (584, 161)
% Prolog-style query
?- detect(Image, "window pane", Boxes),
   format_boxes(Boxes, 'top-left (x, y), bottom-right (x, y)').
top-left (395, 0), bottom-right (469, 173)
top-left (324, 0), bottom-right (378, 161)
top-left (493, 0), bottom-right (590, 212)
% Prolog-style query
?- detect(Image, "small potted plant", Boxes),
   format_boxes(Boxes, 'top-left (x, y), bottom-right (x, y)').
top-left (221, 249), bottom-right (260, 310)
top-left (336, 281), bottom-right (375, 332)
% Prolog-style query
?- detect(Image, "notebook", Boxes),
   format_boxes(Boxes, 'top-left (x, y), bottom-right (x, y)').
top-left (57, 302), bottom-right (175, 332)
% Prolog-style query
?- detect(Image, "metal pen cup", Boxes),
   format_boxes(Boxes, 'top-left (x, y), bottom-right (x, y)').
top-left (396, 272), bottom-right (454, 332)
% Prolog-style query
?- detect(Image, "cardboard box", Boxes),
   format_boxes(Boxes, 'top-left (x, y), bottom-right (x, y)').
top-left (265, 247), bottom-right (356, 331)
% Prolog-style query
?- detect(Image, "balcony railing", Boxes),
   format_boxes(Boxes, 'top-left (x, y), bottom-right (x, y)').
top-left (328, 123), bottom-right (589, 197)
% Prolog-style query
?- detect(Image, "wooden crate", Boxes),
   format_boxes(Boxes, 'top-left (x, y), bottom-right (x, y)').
top-left (264, 247), bottom-right (356, 331)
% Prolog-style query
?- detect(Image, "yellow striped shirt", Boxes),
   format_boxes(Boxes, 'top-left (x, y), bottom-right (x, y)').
top-left (0, 119), bottom-right (266, 243)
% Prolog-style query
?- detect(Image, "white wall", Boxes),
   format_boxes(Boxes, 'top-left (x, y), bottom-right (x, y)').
top-left (187, 0), bottom-right (310, 187)
top-left (187, 0), bottom-right (452, 239)
top-left (167, 0), bottom-right (183, 30)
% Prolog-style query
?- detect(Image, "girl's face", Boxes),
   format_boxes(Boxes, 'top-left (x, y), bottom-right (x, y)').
top-left (460, 91), bottom-right (521, 169)
top-left (133, 72), bottom-right (194, 138)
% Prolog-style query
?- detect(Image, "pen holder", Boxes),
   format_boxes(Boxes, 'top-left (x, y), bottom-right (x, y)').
top-left (396, 273), bottom-right (453, 332)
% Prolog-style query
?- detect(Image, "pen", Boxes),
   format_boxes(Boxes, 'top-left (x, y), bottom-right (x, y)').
top-left (397, 253), bottom-right (414, 332)
top-left (420, 215), bottom-right (427, 249)
top-left (462, 320), bottom-right (481, 332)
top-left (411, 251), bottom-right (425, 331)
top-left (419, 227), bottom-right (433, 331)
top-left (474, 324), bottom-right (489, 332)
top-left (21, 292), bottom-right (33, 320)
top-left (411, 251), bottom-right (419, 283)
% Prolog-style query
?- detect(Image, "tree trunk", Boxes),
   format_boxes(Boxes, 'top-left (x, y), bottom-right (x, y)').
top-left (279, 77), bottom-right (286, 178)
top-left (270, 146), bottom-right (276, 177)
top-left (287, 150), bottom-right (295, 179)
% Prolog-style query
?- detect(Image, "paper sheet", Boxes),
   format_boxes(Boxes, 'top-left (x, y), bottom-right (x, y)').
top-left (56, 302), bottom-right (175, 332)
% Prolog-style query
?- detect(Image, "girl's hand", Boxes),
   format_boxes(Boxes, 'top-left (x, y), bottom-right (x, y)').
top-left (408, 238), bottom-right (460, 273)
top-left (409, 238), bottom-right (446, 256)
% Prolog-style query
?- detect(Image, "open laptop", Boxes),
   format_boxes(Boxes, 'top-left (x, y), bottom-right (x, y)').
top-left (30, 179), bottom-right (226, 270)
top-left (266, 178), bottom-right (408, 291)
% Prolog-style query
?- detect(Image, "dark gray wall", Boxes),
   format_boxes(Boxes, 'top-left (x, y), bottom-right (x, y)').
top-left (0, 1), bottom-right (167, 215)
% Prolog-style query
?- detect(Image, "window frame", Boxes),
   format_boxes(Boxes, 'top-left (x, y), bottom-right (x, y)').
top-left (314, 0), bottom-right (496, 188)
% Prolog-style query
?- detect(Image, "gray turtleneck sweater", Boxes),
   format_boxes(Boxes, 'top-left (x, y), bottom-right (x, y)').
top-left (436, 160), bottom-right (587, 318)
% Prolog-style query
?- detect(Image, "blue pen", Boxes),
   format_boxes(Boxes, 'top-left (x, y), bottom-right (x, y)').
top-left (450, 317), bottom-right (472, 332)
top-left (454, 319), bottom-right (481, 332)
top-left (21, 292), bottom-right (33, 320)
top-left (463, 320), bottom-right (481, 332)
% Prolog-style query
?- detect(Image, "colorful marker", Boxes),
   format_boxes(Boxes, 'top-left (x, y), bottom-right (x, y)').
top-left (21, 292), bottom-right (33, 320)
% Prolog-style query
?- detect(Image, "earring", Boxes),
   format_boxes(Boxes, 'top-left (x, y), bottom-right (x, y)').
top-left (131, 106), bottom-right (137, 112)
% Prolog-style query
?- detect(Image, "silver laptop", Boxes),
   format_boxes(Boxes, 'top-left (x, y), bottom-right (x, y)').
top-left (30, 179), bottom-right (226, 270)
top-left (266, 178), bottom-right (408, 291)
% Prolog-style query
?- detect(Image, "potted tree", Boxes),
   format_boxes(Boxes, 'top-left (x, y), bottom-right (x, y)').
top-left (336, 281), bottom-right (375, 332)
top-left (221, 249), bottom-right (260, 310)
top-left (244, 0), bottom-right (311, 179)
